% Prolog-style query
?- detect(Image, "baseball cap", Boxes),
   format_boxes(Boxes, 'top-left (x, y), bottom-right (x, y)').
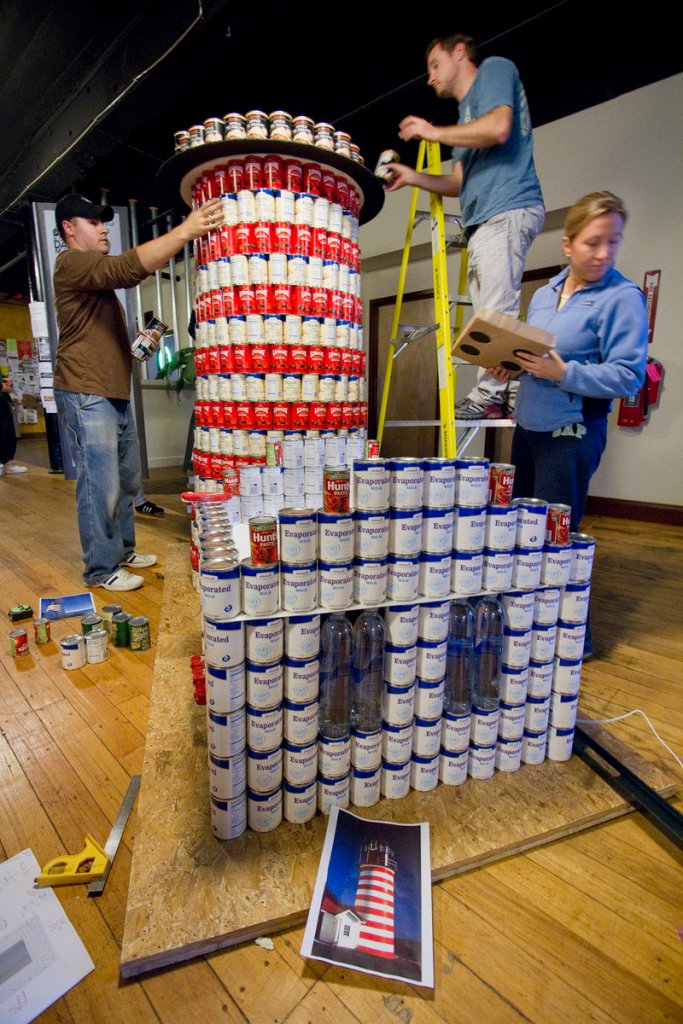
top-left (55, 194), bottom-right (114, 225)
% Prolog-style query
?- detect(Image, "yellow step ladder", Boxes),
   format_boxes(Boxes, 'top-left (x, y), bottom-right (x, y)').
top-left (376, 140), bottom-right (470, 458)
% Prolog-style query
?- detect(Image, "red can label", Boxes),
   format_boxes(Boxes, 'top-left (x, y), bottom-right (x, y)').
top-left (222, 467), bottom-right (240, 497)
top-left (311, 287), bottom-right (328, 317)
top-left (235, 223), bottom-right (256, 254)
top-left (253, 283), bottom-right (272, 314)
top-left (233, 343), bottom-right (252, 371)
top-left (293, 224), bottom-right (312, 256)
top-left (237, 284), bottom-right (256, 314)
top-left (335, 177), bottom-right (350, 209)
top-left (321, 169), bottom-right (336, 200)
top-left (226, 159), bottom-right (244, 191)
top-left (340, 402), bottom-right (354, 428)
top-left (309, 401), bottom-right (327, 428)
top-left (367, 439), bottom-right (380, 457)
top-left (269, 343), bottom-right (289, 372)
top-left (339, 348), bottom-right (353, 374)
top-left (302, 163), bottom-right (322, 196)
top-left (219, 225), bottom-right (235, 258)
top-left (209, 230), bottom-right (222, 262)
top-left (326, 233), bottom-right (342, 261)
top-left (253, 401), bottom-right (273, 429)
top-left (307, 346), bottom-right (325, 373)
top-left (263, 156), bottom-right (283, 189)
top-left (327, 291), bottom-right (343, 319)
top-left (253, 221), bottom-right (272, 252)
top-left (207, 346), bottom-right (220, 374)
top-left (488, 463), bottom-right (515, 505)
top-left (326, 402), bottom-right (342, 429)
top-left (272, 222), bottom-right (293, 253)
top-left (341, 293), bottom-right (355, 322)
top-left (244, 156), bottom-right (263, 190)
top-left (223, 401), bottom-right (237, 427)
top-left (250, 343), bottom-right (271, 371)
top-left (221, 285), bottom-right (237, 316)
top-left (219, 344), bottom-right (235, 372)
top-left (291, 401), bottom-right (310, 429)
top-left (211, 401), bottom-right (224, 426)
top-left (284, 160), bottom-right (303, 192)
top-left (322, 347), bottom-right (342, 374)
top-left (236, 402), bottom-right (255, 429)
top-left (272, 283), bottom-right (292, 314)
top-left (546, 504), bottom-right (572, 545)
top-left (289, 345), bottom-right (308, 372)
top-left (249, 517), bottom-right (279, 565)
top-left (194, 348), bottom-right (207, 375)
top-left (293, 284), bottom-right (312, 314)
top-left (10, 630), bottom-right (29, 656)
top-left (272, 401), bottom-right (291, 429)
top-left (323, 468), bottom-right (350, 512)
top-left (311, 227), bottom-right (327, 258)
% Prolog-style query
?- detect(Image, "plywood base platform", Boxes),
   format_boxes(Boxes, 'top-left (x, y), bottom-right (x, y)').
top-left (120, 544), bottom-right (677, 979)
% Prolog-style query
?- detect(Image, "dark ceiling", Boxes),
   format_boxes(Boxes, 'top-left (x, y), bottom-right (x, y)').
top-left (1, 0), bottom-right (681, 299)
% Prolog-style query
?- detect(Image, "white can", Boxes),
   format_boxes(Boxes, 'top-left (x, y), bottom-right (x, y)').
top-left (318, 560), bottom-right (353, 609)
top-left (248, 786), bottom-right (282, 833)
top-left (530, 622), bottom-right (557, 663)
top-left (454, 457), bottom-right (489, 506)
top-left (470, 705), bottom-right (500, 746)
top-left (439, 746), bottom-right (468, 785)
top-left (350, 727), bottom-right (382, 770)
top-left (569, 533), bottom-right (596, 582)
top-left (380, 758), bottom-right (411, 799)
top-left (553, 656), bottom-right (582, 696)
top-left (85, 628), bottom-right (109, 664)
top-left (481, 549), bottom-right (513, 592)
top-left (279, 508), bottom-right (317, 563)
top-left (546, 724), bottom-right (575, 762)
top-left (521, 728), bottom-right (547, 765)
top-left (502, 626), bottom-right (532, 669)
top-left (381, 721), bottom-right (413, 763)
top-left (384, 642), bottom-right (417, 686)
top-left (451, 550), bottom-right (484, 595)
top-left (533, 586), bottom-right (561, 625)
top-left (241, 559), bottom-right (280, 615)
top-left (246, 703), bottom-right (283, 751)
top-left (206, 662), bottom-right (246, 713)
top-left (512, 497), bottom-right (548, 550)
top-left (418, 552), bottom-right (451, 598)
top-left (441, 710), bottom-right (471, 752)
top-left (354, 510), bottom-right (390, 558)
top-left (386, 554), bottom-right (420, 601)
top-left (524, 694), bottom-right (550, 733)
top-left (283, 696), bottom-right (318, 745)
top-left (246, 618), bottom-right (284, 664)
top-left (246, 659), bottom-right (283, 708)
top-left (484, 505), bottom-right (518, 551)
top-left (203, 618), bottom-right (245, 669)
top-left (207, 708), bottom-right (246, 758)
top-left (415, 638), bottom-right (448, 681)
top-left (414, 673), bottom-right (445, 720)
top-left (388, 458), bottom-right (424, 509)
top-left (527, 659), bottom-right (554, 699)
top-left (284, 614), bottom-right (320, 659)
top-left (318, 511), bottom-right (354, 563)
top-left (422, 457), bottom-right (456, 508)
top-left (350, 764), bottom-right (381, 806)
top-left (353, 558), bottom-right (387, 605)
top-left (410, 751), bottom-right (440, 791)
top-left (384, 604), bottom-right (419, 647)
top-left (412, 715), bottom-right (442, 758)
top-left (382, 680), bottom-right (416, 727)
top-left (210, 792), bottom-right (247, 840)
top-left (555, 619), bottom-right (587, 661)
top-left (353, 458), bottom-right (390, 510)
top-left (417, 601), bottom-right (450, 642)
top-left (452, 504), bottom-right (486, 553)
top-left (500, 663), bottom-right (529, 705)
top-left (541, 543), bottom-right (572, 587)
top-left (318, 770), bottom-right (350, 814)
top-left (559, 582), bottom-right (591, 624)
top-left (422, 507), bottom-right (455, 554)
top-left (281, 562), bottom-right (318, 612)
top-left (200, 558), bottom-right (241, 619)
top-left (246, 745), bottom-right (282, 794)
top-left (498, 700), bottom-right (526, 740)
top-left (209, 751), bottom-right (247, 799)
top-left (283, 654), bottom-right (319, 702)
top-left (388, 508), bottom-right (423, 556)
top-left (318, 734), bottom-right (351, 777)
top-left (495, 736), bottom-right (522, 772)
top-left (283, 778), bottom-right (317, 822)
top-left (467, 742), bottom-right (496, 780)
top-left (549, 690), bottom-right (579, 730)
top-left (510, 547), bottom-right (543, 591)
top-left (282, 737), bottom-right (317, 785)
top-left (500, 590), bottom-right (535, 631)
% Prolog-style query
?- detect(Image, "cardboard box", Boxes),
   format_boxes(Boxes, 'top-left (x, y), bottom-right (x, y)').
top-left (453, 308), bottom-right (556, 376)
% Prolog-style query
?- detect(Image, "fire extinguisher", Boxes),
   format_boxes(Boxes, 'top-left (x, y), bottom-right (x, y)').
top-left (617, 357), bottom-right (664, 427)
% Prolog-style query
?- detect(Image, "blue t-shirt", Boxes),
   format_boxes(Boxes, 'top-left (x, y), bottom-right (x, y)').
top-left (451, 56), bottom-right (543, 227)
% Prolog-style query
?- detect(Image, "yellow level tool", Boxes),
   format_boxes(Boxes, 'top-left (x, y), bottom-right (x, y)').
top-left (376, 140), bottom-right (464, 458)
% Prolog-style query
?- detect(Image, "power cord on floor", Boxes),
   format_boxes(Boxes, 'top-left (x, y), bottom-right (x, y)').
top-left (576, 709), bottom-right (683, 771)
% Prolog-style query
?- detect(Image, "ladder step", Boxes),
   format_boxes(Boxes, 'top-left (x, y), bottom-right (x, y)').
top-left (394, 323), bottom-right (439, 342)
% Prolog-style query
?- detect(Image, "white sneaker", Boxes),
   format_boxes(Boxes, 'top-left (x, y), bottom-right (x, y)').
top-left (98, 568), bottom-right (145, 591)
top-left (3, 462), bottom-right (27, 474)
top-left (119, 552), bottom-right (157, 569)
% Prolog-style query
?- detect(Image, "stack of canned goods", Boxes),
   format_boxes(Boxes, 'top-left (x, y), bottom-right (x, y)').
top-left (187, 151), bottom-right (370, 497)
top-left (174, 111), bottom-right (364, 162)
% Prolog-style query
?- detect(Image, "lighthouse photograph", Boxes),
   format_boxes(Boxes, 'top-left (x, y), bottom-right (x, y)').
top-left (301, 807), bottom-right (433, 987)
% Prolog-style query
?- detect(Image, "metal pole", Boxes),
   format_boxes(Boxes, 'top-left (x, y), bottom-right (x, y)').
top-left (128, 198), bottom-right (145, 334)
top-left (149, 205), bottom-right (164, 315)
top-left (166, 212), bottom-right (180, 351)
top-left (183, 239), bottom-right (193, 346)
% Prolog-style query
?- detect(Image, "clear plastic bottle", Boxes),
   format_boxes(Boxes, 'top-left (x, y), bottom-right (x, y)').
top-left (351, 609), bottom-right (385, 731)
top-left (472, 596), bottom-right (506, 711)
top-left (443, 599), bottom-right (474, 715)
top-left (318, 612), bottom-right (353, 739)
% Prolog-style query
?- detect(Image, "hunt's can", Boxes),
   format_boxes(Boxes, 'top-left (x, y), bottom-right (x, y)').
top-left (9, 629), bottom-right (29, 657)
top-left (546, 503), bottom-right (572, 545)
top-left (487, 463), bottom-right (515, 505)
top-left (249, 516), bottom-right (279, 565)
top-left (128, 616), bottom-right (151, 652)
top-left (112, 612), bottom-right (132, 647)
top-left (323, 466), bottom-right (350, 512)
top-left (33, 618), bottom-right (51, 645)
top-left (85, 628), bottom-right (109, 664)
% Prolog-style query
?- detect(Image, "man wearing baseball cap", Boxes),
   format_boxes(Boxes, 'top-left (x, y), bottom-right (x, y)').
top-left (53, 190), bottom-right (221, 591)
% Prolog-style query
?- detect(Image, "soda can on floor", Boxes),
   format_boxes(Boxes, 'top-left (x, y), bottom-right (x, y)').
top-left (112, 612), bottom-right (132, 647)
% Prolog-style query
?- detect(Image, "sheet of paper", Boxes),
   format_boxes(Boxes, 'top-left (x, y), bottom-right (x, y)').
top-left (39, 593), bottom-right (96, 621)
top-left (0, 849), bottom-right (94, 1024)
top-left (28, 302), bottom-right (49, 339)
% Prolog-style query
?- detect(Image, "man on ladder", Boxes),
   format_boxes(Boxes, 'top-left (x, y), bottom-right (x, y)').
top-left (386, 32), bottom-right (545, 419)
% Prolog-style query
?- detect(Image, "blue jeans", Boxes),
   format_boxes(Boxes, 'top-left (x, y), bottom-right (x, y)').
top-left (55, 391), bottom-right (141, 584)
top-left (466, 204), bottom-right (545, 402)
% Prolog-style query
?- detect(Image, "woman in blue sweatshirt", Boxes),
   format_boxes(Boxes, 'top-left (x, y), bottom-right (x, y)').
top-left (491, 191), bottom-right (648, 533)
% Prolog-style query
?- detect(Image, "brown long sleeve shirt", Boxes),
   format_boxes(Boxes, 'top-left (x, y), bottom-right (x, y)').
top-left (53, 248), bottom-right (148, 400)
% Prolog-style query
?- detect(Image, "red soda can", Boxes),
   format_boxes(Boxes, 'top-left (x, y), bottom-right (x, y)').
top-left (302, 163), bottom-right (322, 196)
top-left (232, 342), bottom-right (252, 371)
top-left (272, 222), bottom-right (292, 253)
top-left (309, 401), bottom-right (327, 428)
top-left (487, 463), bottom-right (515, 505)
top-left (272, 401), bottom-right (291, 429)
top-left (546, 503), bottom-right (572, 545)
top-left (219, 344), bottom-right (235, 372)
top-left (253, 221), bottom-right (272, 251)
top-left (323, 467), bottom-right (351, 512)
top-left (284, 160), bottom-right (303, 192)
top-left (321, 169), bottom-right (336, 200)
top-left (253, 401), bottom-right (273, 429)
top-left (263, 155), bottom-right (284, 189)
top-left (244, 155), bottom-right (263, 189)
top-left (249, 516), bottom-right (279, 565)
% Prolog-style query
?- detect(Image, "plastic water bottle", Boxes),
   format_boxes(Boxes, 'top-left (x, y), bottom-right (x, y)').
top-left (472, 596), bottom-right (505, 711)
top-left (443, 599), bottom-right (474, 715)
top-left (318, 612), bottom-right (353, 739)
top-left (351, 609), bottom-right (385, 731)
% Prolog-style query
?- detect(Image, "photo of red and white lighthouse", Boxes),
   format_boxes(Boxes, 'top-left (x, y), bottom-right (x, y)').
top-left (354, 840), bottom-right (397, 958)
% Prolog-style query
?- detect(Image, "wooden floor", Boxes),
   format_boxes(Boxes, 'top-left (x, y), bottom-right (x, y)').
top-left (1, 439), bottom-right (682, 1024)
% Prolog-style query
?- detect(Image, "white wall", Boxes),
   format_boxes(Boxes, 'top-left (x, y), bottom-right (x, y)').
top-left (359, 73), bottom-right (683, 508)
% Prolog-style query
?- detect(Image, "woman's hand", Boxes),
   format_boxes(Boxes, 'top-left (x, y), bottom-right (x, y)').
top-left (486, 366), bottom-right (514, 382)
top-left (513, 349), bottom-right (566, 381)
